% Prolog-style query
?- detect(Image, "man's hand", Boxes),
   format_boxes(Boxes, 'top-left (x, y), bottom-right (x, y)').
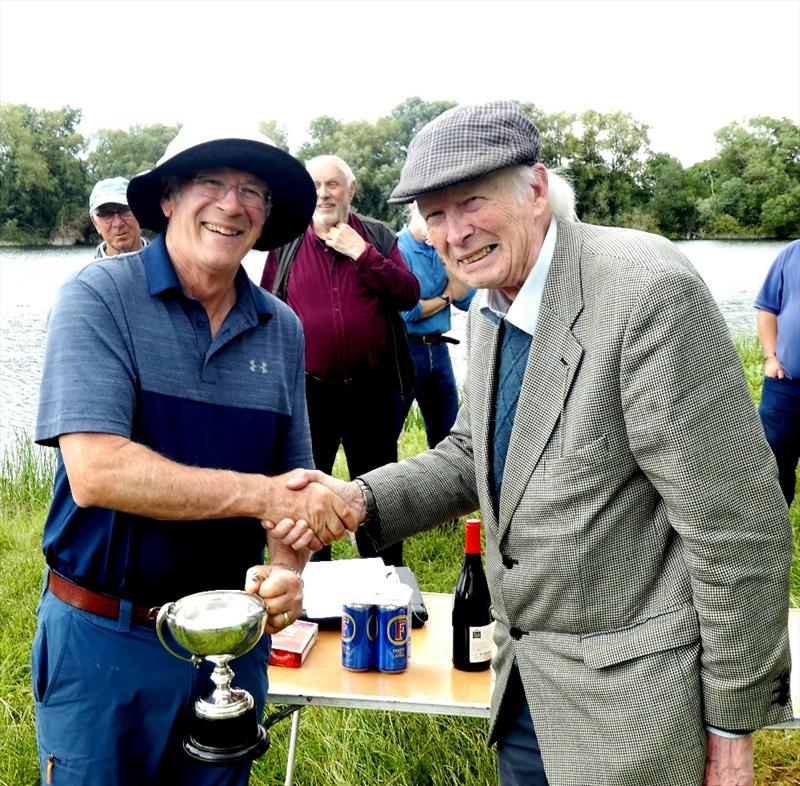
top-left (259, 471), bottom-right (359, 550)
top-left (764, 355), bottom-right (785, 379)
top-left (319, 222), bottom-right (367, 259)
top-left (445, 272), bottom-right (471, 302)
top-left (285, 469), bottom-right (368, 523)
top-left (262, 470), bottom-right (369, 550)
top-left (266, 516), bottom-right (325, 553)
top-left (244, 563), bottom-right (304, 635)
top-left (703, 733), bottom-right (753, 786)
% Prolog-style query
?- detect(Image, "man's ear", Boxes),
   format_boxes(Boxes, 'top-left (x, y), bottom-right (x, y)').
top-left (160, 195), bottom-right (173, 219)
top-left (531, 163), bottom-right (550, 214)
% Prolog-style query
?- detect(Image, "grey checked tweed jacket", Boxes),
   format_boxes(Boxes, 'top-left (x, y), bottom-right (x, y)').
top-left (362, 219), bottom-right (793, 786)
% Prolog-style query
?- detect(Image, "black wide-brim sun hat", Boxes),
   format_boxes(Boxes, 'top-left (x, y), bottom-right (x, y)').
top-left (127, 133), bottom-right (316, 252)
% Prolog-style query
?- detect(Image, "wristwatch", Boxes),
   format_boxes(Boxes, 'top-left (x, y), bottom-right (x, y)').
top-left (438, 294), bottom-right (451, 305)
top-left (353, 477), bottom-right (377, 523)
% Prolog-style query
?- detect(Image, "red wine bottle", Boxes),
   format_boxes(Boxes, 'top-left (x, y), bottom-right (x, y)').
top-left (452, 518), bottom-right (492, 671)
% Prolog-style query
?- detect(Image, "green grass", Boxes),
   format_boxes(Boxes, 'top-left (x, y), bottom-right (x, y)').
top-left (1, 345), bottom-right (798, 785)
top-left (0, 431), bottom-right (56, 515)
top-left (0, 509), bottom-right (42, 786)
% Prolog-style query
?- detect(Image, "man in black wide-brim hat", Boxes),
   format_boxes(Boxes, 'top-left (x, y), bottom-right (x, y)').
top-left (32, 125), bottom-right (358, 786)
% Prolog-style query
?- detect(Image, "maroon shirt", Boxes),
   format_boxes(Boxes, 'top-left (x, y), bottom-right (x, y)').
top-left (261, 213), bottom-right (419, 381)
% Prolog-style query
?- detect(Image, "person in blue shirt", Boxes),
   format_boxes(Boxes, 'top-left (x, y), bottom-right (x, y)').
top-left (32, 125), bottom-right (356, 786)
top-left (397, 202), bottom-right (475, 447)
top-left (755, 238), bottom-right (800, 506)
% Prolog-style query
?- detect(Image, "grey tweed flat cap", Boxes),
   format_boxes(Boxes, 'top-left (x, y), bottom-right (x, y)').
top-left (389, 101), bottom-right (541, 204)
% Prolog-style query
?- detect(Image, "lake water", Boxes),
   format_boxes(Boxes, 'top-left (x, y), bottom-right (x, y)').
top-left (0, 239), bottom-right (789, 459)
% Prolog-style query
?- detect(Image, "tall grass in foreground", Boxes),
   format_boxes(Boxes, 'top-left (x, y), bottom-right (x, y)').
top-left (0, 431), bottom-right (56, 515)
top-left (1, 344), bottom-right (798, 785)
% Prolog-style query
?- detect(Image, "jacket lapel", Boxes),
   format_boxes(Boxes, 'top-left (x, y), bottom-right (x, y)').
top-left (498, 221), bottom-right (585, 537)
top-left (468, 308), bottom-right (503, 534)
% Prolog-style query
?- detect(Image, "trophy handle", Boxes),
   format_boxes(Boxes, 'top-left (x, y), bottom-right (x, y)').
top-left (156, 602), bottom-right (200, 666)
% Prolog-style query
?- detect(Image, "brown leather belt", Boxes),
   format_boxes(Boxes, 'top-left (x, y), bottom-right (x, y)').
top-left (47, 570), bottom-right (161, 628)
top-left (409, 334), bottom-right (460, 345)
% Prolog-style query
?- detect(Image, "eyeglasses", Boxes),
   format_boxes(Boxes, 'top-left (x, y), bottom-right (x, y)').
top-left (187, 176), bottom-right (271, 211)
top-left (94, 207), bottom-right (133, 222)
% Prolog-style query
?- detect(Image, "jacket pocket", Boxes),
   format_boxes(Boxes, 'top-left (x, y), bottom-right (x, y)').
top-left (545, 433), bottom-right (609, 477)
top-left (580, 605), bottom-right (699, 670)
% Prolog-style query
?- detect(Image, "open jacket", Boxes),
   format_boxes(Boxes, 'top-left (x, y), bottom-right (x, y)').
top-left (362, 218), bottom-right (793, 786)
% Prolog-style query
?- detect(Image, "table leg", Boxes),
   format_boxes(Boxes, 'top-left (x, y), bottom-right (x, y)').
top-left (284, 708), bottom-right (302, 786)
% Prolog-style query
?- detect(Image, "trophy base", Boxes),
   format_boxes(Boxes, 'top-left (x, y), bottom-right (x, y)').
top-left (184, 704), bottom-right (270, 765)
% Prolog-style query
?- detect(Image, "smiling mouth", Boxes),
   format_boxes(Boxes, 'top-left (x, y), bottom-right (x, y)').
top-left (203, 222), bottom-right (242, 237)
top-left (462, 245), bottom-right (496, 265)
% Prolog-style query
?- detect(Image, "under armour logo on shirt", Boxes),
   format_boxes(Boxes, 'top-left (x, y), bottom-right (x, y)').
top-left (249, 360), bottom-right (268, 374)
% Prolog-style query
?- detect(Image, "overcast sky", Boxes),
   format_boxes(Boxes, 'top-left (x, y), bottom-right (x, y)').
top-left (1, 0), bottom-right (798, 167)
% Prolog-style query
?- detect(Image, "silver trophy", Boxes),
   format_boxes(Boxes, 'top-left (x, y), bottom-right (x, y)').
top-left (156, 590), bottom-right (270, 764)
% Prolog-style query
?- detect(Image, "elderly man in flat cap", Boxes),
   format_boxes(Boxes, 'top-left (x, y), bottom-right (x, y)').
top-left (282, 102), bottom-right (793, 786)
top-left (88, 176), bottom-right (147, 257)
top-left (33, 126), bottom-right (357, 786)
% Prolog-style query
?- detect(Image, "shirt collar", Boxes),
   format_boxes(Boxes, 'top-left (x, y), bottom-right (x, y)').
top-left (479, 216), bottom-right (557, 335)
top-left (142, 232), bottom-right (273, 322)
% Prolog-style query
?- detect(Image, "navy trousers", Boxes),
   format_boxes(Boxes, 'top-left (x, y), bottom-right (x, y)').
top-left (759, 375), bottom-right (800, 506)
top-left (32, 575), bottom-right (270, 786)
top-left (495, 665), bottom-right (549, 785)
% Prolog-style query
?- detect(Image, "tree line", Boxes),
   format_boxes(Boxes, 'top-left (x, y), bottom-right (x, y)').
top-left (1, 98), bottom-right (798, 245)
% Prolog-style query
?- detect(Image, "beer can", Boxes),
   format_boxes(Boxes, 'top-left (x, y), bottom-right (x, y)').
top-left (342, 602), bottom-right (374, 671)
top-left (376, 602), bottom-right (409, 673)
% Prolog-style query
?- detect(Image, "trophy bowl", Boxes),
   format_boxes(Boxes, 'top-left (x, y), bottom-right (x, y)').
top-left (157, 590), bottom-right (270, 764)
top-left (165, 590), bottom-right (266, 662)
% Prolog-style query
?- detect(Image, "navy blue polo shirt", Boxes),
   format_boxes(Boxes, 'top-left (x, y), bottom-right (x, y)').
top-left (36, 233), bottom-right (313, 604)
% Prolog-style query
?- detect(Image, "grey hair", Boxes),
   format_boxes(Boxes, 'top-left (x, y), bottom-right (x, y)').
top-left (161, 175), bottom-right (185, 201)
top-left (547, 169), bottom-right (578, 222)
top-left (505, 165), bottom-right (577, 222)
top-left (305, 155), bottom-right (356, 187)
top-left (405, 201), bottom-right (423, 221)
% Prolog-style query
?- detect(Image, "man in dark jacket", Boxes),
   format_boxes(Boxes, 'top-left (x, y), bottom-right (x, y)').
top-left (261, 155), bottom-right (419, 566)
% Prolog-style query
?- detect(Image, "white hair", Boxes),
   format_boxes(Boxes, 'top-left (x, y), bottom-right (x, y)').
top-left (305, 155), bottom-right (356, 187)
top-left (545, 169), bottom-right (578, 222)
top-left (505, 164), bottom-right (577, 222)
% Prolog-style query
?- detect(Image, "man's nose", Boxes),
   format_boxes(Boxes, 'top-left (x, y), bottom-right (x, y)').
top-left (446, 211), bottom-right (474, 247)
top-left (218, 185), bottom-right (245, 211)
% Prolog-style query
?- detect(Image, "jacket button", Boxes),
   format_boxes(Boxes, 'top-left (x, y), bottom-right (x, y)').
top-left (509, 627), bottom-right (523, 640)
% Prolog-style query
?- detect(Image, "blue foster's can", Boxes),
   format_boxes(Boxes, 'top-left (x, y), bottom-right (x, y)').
top-left (342, 602), bottom-right (375, 671)
top-left (376, 602), bottom-right (409, 673)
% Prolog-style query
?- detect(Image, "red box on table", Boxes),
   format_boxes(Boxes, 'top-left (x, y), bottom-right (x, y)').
top-left (269, 620), bottom-right (319, 668)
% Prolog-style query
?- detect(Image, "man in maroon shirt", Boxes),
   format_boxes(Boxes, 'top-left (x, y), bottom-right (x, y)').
top-left (261, 154), bottom-right (419, 565)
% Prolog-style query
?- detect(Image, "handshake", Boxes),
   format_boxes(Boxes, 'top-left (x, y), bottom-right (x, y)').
top-left (262, 469), bottom-right (365, 553)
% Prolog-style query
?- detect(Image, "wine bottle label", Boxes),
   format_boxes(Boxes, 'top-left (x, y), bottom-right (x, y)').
top-left (468, 623), bottom-right (492, 662)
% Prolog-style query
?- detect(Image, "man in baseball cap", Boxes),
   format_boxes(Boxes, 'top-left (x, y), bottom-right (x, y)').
top-left (88, 176), bottom-right (147, 257)
top-left (285, 101), bottom-right (793, 785)
top-left (34, 126), bottom-right (357, 786)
